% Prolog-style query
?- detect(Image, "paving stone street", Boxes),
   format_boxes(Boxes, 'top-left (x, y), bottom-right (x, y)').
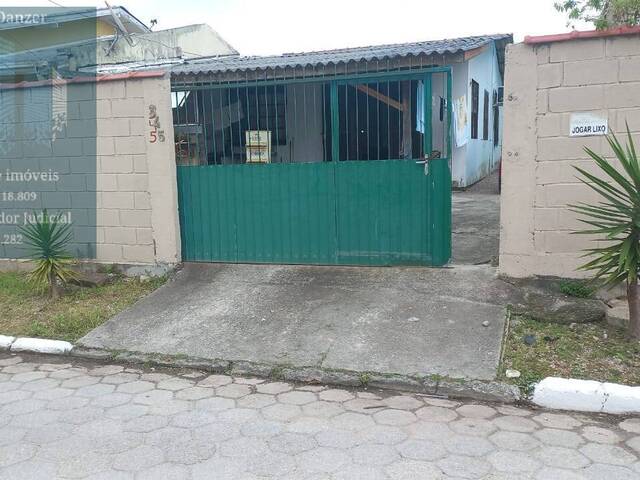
top-left (1, 354), bottom-right (640, 479)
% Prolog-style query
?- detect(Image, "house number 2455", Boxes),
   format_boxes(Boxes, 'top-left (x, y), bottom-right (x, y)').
top-left (148, 104), bottom-right (166, 143)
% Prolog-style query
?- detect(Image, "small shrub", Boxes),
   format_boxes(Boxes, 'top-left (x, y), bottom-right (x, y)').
top-left (270, 366), bottom-right (285, 380)
top-left (512, 370), bottom-right (544, 397)
top-left (97, 263), bottom-right (120, 275)
top-left (559, 280), bottom-right (596, 298)
top-left (19, 210), bottom-right (77, 299)
top-left (571, 126), bottom-right (640, 339)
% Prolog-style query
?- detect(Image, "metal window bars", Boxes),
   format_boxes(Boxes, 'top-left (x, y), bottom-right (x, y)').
top-left (171, 61), bottom-right (451, 166)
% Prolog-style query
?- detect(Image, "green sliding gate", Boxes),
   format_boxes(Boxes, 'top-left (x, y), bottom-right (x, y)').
top-left (175, 69), bottom-right (452, 266)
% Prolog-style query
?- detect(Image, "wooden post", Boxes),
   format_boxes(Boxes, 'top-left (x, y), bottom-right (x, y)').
top-left (401, 81), bottom-right (412, 159)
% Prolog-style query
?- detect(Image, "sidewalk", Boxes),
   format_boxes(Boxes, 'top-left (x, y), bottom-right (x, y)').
top-left (1, 352), bottom-right (638, 479)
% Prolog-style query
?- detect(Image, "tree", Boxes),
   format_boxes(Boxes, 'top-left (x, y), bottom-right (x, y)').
top-left (19, 210), bottom-right (76, 299)
top-left (555, 0), bottom-right (640, 29)
top-left (571, 127), bottom-right (640, 340)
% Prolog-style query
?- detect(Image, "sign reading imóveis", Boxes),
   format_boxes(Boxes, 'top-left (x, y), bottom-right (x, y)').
top-left (569, 112), bottom-right (608, 137)
top-left (0, 6), bottom-right (98, 261)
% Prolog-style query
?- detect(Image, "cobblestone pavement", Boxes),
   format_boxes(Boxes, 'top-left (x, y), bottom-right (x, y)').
top-left (1, 354), bottom-right (640, 479)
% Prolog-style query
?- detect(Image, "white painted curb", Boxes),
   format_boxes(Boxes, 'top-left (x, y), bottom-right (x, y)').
top-left (10, 337), bottom-right (73, 355)
top-left (532, 377), bottom-right (640, 415)
top-left (0, 335), bottom-right (16, 351)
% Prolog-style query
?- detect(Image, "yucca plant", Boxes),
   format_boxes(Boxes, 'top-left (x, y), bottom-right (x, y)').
top-left (19, 210), bottom-right (76, 299)
top-left (570, 125), bottom-right (640, 340)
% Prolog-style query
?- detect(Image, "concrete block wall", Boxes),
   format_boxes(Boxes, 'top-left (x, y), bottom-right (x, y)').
top-left (500, 33), bottom-right (640, 278)
top-left (94, 75), bottom-right (180, 266)
top-left (0, 74), bottom-right (180, 270)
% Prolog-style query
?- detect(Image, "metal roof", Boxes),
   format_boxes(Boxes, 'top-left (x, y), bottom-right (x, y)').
top-left (171, 34), bottom-right (512, 76)
top-left (0, 6), bottom-right (150, 33)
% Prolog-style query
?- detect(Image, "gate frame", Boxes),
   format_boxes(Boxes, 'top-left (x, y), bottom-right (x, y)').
top-left (329, 69), bottom-right (452, 265)
top-left (171, 66), bottom-right (453, 266)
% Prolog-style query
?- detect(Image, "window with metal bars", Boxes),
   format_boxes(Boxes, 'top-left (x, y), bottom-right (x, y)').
top-left (337, 79), bottom-right (423, 162)
top-left (173, 83), bottom-right (331, 165)
top-left (171, 71), bottom-right (450, 166)
top-left (470, 80), bottom-right (479, 140)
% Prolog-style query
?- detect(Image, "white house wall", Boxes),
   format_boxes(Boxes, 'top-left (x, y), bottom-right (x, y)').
top-left (461, 42), bottom-right (503, 187)
top-left (70, 24), bottom-right (238, 72)
top-left (430, 71), bottom-right (448, 158)
top-left (450, 62), bottom-right (469, 187)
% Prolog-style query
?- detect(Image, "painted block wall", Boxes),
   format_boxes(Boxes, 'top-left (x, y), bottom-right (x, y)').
top-left (499, 34), bottom-right (640, 278)
top-left (0, 75), bottom-right (180, 271)
top-left (464, 43), bottom-right (503, 187)
top-left (449, 44), bottom-right (503, 188)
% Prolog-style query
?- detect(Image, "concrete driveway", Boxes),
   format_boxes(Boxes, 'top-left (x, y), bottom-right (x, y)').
top-left (80, 263), bottom-right (519, 382)
top-left (452, 171), bottom-right (500, 265)
top-left (452, 193), bottom-right (500, 265)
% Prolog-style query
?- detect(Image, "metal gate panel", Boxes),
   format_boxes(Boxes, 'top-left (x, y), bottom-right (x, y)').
top-left (178, 158), bottom-right (451, 266)
top-left (177, 162), bottom-right (337, 264)
top-left (335, 159), bottom-right (431, 265)
top-left (175, 68), bottom-right (452, 266)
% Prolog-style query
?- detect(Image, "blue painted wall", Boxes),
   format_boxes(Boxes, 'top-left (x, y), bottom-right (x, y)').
top-left (465, 41), bottom-right (503, 186)
top-left (450, 41), bottom-right (503, 188)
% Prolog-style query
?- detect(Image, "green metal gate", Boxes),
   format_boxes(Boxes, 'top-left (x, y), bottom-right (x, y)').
top-left (175, 69), bottom-right (452, 266)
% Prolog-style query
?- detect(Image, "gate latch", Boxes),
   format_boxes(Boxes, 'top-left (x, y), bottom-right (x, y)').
top-left (415, 150), bottom-right (442, 176)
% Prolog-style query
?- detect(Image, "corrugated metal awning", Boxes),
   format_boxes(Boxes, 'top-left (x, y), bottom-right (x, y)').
top-left (171, 33), bottom-right (513, 77)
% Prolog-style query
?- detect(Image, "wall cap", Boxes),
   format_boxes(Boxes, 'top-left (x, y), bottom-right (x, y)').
top-left (0, 70), bottom-right (167, 92)
top-left (524, 25), bottom-right (640, 45)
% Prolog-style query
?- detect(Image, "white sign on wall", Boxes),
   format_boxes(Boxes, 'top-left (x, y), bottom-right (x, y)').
top-left (569, 113), bottom-right (608, 137)
top-left (453, 96), bottom-right (468, 147)
top-left (245, 130), bottom-right (271, 163)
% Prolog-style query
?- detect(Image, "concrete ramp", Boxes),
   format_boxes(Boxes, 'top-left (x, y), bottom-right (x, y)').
top-left (79, 263), bottom-right (518, 381)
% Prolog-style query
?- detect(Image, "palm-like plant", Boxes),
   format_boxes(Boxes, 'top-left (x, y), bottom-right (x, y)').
top-left (571, 126), bottom-right (640, 340)
top-left (19, 210), bottom-right (76, 299)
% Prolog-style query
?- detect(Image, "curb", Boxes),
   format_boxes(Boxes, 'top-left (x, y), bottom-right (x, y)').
top-left (6, 336), bottom-right (640, 414)
top-left (1, 336), bottom-right (73, 355)
top-left (70, 346), bottom-right (521, 404)
top-left (0, 335), bottom-right (15, 350)
top-left (0, 335), bottom-right (520, 403)
top-left (532, 377), bottom-right (640, 414)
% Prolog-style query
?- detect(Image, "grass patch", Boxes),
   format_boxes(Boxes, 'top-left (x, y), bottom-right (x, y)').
top-left (0, 272), bottom-right (166, 342)
top-left (501, 315), bottom-right (640, 394)
top-left (359, 373), bottom-right (371, 387)
top-left (559, 280), bottom-right (596, 298)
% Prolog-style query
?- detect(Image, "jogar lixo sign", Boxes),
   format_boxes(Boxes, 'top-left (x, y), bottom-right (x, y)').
top-left (570, 112), bottom-right (608, 137)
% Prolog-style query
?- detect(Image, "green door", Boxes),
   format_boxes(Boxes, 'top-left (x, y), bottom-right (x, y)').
top-left (176, 70), bottom-right (451, 266)
top-left (333, 74), bottom-right (451, 265)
